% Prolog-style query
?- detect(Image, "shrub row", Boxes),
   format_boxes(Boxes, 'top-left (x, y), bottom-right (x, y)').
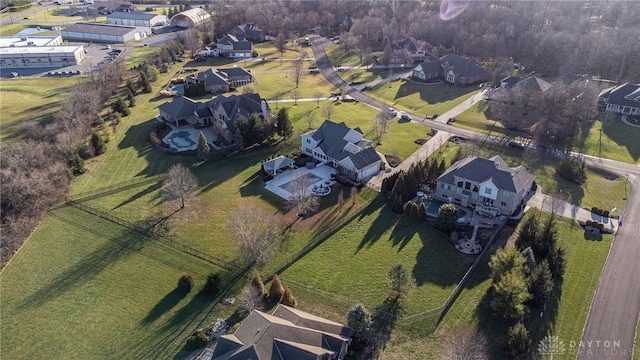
top-left (585, 220), bottom-right (605, 231)
top-left (591, 207), bottom-right (610, 218)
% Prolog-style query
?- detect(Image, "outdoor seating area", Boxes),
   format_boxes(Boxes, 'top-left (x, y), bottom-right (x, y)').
top-left (456, 235), bottom-right (482, 255)
top-left (265, 164), bottom-right (336, 200)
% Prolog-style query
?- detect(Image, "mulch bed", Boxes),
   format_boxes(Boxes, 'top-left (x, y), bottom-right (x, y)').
top-left (385, 154), bottom-right (402, 168)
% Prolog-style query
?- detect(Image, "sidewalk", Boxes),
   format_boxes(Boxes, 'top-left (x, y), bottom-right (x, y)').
top-left (527, 188), bottom-right (619, 233)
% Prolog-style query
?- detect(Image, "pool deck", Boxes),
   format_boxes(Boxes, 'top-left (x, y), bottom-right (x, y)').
top-left (162, 124), bottom-right (218, 151)
top-left (265, 165), bottom-right (336, 200)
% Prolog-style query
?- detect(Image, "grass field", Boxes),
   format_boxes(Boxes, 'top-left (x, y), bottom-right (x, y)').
top-left (0, 205), bottom-right (238, 360)
top-left (325, 43), bottom-right (374, 66)
top-left (463, 140), bottom-right (628, 211)
top-left (0, 77), bottom-right (85, 142)
top-left (281, 203), bottom-right (474, 316)
top-left (574, 118), bottom-right (640, 165)
top-left (366, 80), bottom-right (479, 118)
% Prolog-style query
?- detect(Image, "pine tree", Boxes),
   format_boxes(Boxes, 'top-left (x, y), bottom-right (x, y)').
top-left (281, 287), bottom-right (297, 307)
top-left (392, 194), bottom-right (404, 214)
top-left (197, 131), bottom-right (210, 160)
top-left (502, 322), bottom-right (531, 359)
top-left (276, 108), bottom-right (293, 139)
top-left (418, 202), bottom-right (427, 220)
top-left (91, 131), bottom-right (106, 155)
top-left (268, 275), bottom-right (286, 302)
top-left (517, 213), bottom-right (539, 250)
top-left (71, 154), bottom-right (86, 175)
top-left (347, 304), bottom-right (372, 344)
top-left (125, 79), bottom-right (137, 96)
top-left (527, 259), bottom-right (554, 305)
top-left (111, 97), bottom-right (130, 117)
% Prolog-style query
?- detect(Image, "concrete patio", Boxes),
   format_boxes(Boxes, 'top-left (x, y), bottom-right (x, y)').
top-left (265, 165), bottom-right (336, 200)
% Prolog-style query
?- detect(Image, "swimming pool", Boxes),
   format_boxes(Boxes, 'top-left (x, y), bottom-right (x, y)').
top-left (166, 130), bottom-right (196, 150)
top-left (279, 173), bottom-right (322, 193)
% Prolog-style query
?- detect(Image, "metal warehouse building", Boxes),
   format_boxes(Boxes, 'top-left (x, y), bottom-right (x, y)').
top-left (169, 8), bottom-right (210, 28)
top-left (0, 35), bottom-right (63, 47)
top-left (61, 23), bottom-right (151, 43)
top-left (107, 11), bottom-right (166, 28)
top-left (0, 45), bottom-right (86, 68)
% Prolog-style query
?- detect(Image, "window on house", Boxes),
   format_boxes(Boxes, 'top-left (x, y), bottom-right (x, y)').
top-left (501, 201), bottom-right (507, 207)
top-left (484, 188), bottom-right (492, 195)
top-left (464, 182), bottom-right (471, 190)
top-left (457, 181), bottom-right (463, 187)
top-left (306, 139), bottom-right (311, 144)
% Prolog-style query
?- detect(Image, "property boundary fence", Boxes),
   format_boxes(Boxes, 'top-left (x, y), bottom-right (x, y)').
top-left (68, 175), bottom-right (164, 203)
top-left (66, 200), bottom-right (245, 274)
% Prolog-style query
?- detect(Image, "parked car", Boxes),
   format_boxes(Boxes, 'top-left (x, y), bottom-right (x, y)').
top-left (400, 114), bottom-right (412, 121)
top-left (388, 107), bottom-right (398, 116)
top-left (508, 140), bottom-right (525, 149)
top-left (449, 136), bottom-right (465, 144)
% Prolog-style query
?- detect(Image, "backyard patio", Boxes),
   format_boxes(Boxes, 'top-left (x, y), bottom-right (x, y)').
top-left (265, 165), bottom-right (336, 200)
top-left (161, 123), bottom-right (218, 152)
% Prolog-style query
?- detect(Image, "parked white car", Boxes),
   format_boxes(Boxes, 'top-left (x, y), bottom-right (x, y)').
top-left (388, 107), bottom-right (398, 116)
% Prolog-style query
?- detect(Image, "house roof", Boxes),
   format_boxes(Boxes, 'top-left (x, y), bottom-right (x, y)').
top-left (439, 54), bottom-right (490, 78)
top-left (107, 11), bottom-right (160, 21)
top-left (62, 23), bottom-right (139, 36)
top-left (158, 96), bottom-right (199, 119)
top-left (211, 305), bottom-right (351, 360)
top-left (218, 67), bottom-right (251, 79)
top-left (515, 76), bottom-right (552, 93)
top-left (348, 147), bottom-right (380, 170)
top-left (600, 83), bottom-right (640, 108)
top-left (197, 68), bottom-right (229, 86)
top-left (217, 34), bottom-right (253, 51)
top-left (500, 76), bottom-right (521, 87)
top-left (309, 120), bottom-right (366, 162)
top-left (394, 37), bottom-right (420, 52)
top-left (263, 156), bottom-right (294, 173)
top-left (234, 23), bottom-right (264, 40)
top-left (437, 155), bottom-right (534, 194)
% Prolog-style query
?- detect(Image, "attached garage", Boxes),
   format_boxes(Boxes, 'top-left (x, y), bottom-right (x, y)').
top-left (61, 23), bottom-right (151, 44)
top-left (169, 8), bottom-right (210, 28)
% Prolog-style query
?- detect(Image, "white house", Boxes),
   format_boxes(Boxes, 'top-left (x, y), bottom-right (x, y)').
top-left (599, 83), bottom-right (640, 116)
top-left (301, 120), bottom-right (380, 183)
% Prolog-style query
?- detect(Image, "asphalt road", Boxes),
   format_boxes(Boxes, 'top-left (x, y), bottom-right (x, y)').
top-left (311, 35), bottom-right (640, 359)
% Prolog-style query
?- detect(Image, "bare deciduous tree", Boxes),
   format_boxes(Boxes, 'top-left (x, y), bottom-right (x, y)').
top-left (229, 207), bottom-right (282, 266)
top-left (180, 28), bottom-right (202, 57)
top-left (275, 32), bottom-right (287, 58)
top-left (162, 164), bottom-right (199, 209)
top-left (373, 110), bottom-right (394, 145)
top-left (380, 42), bottom-right (393, 68)
top-left (303, 109), bottom-right (316, 129)
top-left (320, 103), bottom-right (335, 120)
top-left (440, 325), bottom-right (489, 360)
top-left (286, 172), bottom-right (320, 218)
top-left (291, 89), bottom-right (301, 105)
top-left (313, 91), bottom-right (323, 108)
top-left (292, 58), bottom-right (304, 88)
top-left (238, 284), bottom-right (265, 317)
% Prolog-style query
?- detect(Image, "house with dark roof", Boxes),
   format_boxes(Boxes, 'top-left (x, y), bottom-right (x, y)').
top-left (215, 34), bottom-right (253, 58)
top-left (212, 304), bottom-right (352, 360)
top-left (301, 120), bottom-right (381, 182)
top-left (489, 76), bottom-right (552, 101)
top-left (391, 37), bottom-right (431, 64)
top-left (599, 83), bottom-right (640, 116)
top-left (412, 54), bottom-right (490, 86)
top-left (189, 67), bottom-right (253, 94)
top-left (233, 22), bottom-right (265, 43)
top-left (435, 155), bottom-right (535, 216)
top-left (158, 93), bottom-right (269, 139)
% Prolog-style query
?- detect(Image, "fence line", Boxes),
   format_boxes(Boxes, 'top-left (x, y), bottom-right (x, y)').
top-left (69, 175), bottom-right (164, 203)
top-left (66, 200), bottom-right (245, 274)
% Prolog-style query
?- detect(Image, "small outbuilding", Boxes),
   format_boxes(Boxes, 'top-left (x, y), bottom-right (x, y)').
top-left (169, 8), bottom-right (210, 28)
top-left (262, 156), bottom-right (295, 176)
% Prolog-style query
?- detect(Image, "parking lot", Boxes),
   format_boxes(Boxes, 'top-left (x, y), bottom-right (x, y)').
top-left (0, 43), bottom-right (125, 78)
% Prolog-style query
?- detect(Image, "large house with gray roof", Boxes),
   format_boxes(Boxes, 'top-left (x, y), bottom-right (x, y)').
top-left (412, 54), bottom-right (490, 86)
top-left (190, 67), bottom-right (253, 93)
top-left (212, 304), bottom-right (352, 360)
top-left (599, 83), bottom-right (640, 116)
top-left (435, 155), bottom-right (535, 216)
top-left (215, 34), bottom-right (253, 58)
top-left (301, 120), bottom-right (381, 183)
top-left (233, 22), bottom-right (265, 43)
top-left (158, 93), bottom-right (268, 141)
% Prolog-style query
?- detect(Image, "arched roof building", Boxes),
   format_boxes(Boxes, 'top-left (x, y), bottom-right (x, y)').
top-left (169, 8), bottom-right (210, 28)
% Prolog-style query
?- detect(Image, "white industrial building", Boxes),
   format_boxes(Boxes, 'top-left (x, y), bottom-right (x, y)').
top-left (0, 46), bottom-right (86, 68)
top-left (0, 35), bottom-right (64, 48)
top-left (61, 23), bottom-right (151, 43)
top-left (107, 11), bottom-right (166, 28)
top-left (169, 8), bottom-right (210, 28)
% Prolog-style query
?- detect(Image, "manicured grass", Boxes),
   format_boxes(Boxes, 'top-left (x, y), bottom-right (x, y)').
top-left (0, 77), bottom-right (85, 141)
top-left (253, 41), bottom-right (309, 59)
top-left (574, 118), bottom-right (640, 165)
top-left (366, 81), bottom-right (479, 118)
top-left (0, 205), bottom-right (237, 360)
top-left (124, 45), bottom-right (164, 68)
top-left (325, 43), bottom-right (372, 66)
top-left (453, 100), bottom-right (512, 136)
top-left (465, 140), bottom-right (628, 211)
top-left (281, 203), bottom-right (475, 316)
top-left (243, 70), bottom-right (336, 99)
top-left (0, 23), bottom-right (28, 36)
top-left (339, 67), bottom-right (387, 84)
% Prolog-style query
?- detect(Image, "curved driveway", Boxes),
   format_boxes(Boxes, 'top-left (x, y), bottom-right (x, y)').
top-left (311, 35), bottom-right (640, 359)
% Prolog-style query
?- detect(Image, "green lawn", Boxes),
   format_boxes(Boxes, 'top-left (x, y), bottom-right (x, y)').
top-left (464, 140), bottom-right (628, 211)
top-left (253, 41), bottom-right (309, 59)
top-left (124, 45), bottom-right (165, 68)
top-left (243, 71), bottom-right (336, 99)
top-left (0, 23), bottom-right (29, 36)
top-left (325, 43), bottom-right (372, 66)
top-left (574, 118), bottom-right (640, 165)
top-left (0, 77), bottom-right (86, 142)
top-left (453, 100), bottom-right (512, 136)
top-left (0, 205), bottom-right (237, 360)
top-left (367, 81), bottom-right (479, 118)
top-left (281, 202), bottom-right (475, 317)
top-left (339, 67), bottom-right (387, 85)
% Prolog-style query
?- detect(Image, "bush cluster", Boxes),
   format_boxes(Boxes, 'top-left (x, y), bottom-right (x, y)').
top-left (590, 207), bottom-right (610, 218)
top-left (585, 220), bottom-right (605, 231)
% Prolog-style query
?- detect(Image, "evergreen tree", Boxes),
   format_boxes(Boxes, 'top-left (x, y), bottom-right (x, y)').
top-left (126, 88), bottom-right (135, 101)
top-left (70, 154), bottom-right (86, 175)
top-left (548, 245), bottom-right (566, 279)
top-left (438, 159), bottom-right (446, 174)
top-left (268, 275), bottom-right (286, 302)
top-left (347, 304), bottom-right (372, 344)
top-left (276, 108), bottom-right (293, 139)
top-left (490, 270), bottom-right (530, 319)
top-left (517, 213), bottom-right (539, 250)
top-left (488, 247), bottom-right (526, 283)
top-left (281, 287), bottom-right (297, 307)
top-left (91, 131), bottom-right (106, 155)
top-left (418, 202), bottom-right (427, 220)
top-left (177, 274), bottom-right (194, 293)
top-left (527, 259), bottom-right (554, 305)
top-left (128, 97), bottom-right (136, 107)
top-left (436, 203), bottom-right (458, 234)
top-left (125, 78), bottom-right (137, 95)
top-left (521, 246), bottom-right (536, 271)
top-left (502, 322), bottom-right (531, 359)
top-left (392, 194), bottom-right (404, 214)
top-left (138, 71), bottom-right (152, 93)
top-left (205, 273), bottom-right (223, 295)
top-left (111, 97), bottom-right (130, 117)
top-left (391, 172), bottom-right (409, 202)
top-left (197, 131), bottom-right (210, 160)
top-left (533, 214), bottom-right (558, 260)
